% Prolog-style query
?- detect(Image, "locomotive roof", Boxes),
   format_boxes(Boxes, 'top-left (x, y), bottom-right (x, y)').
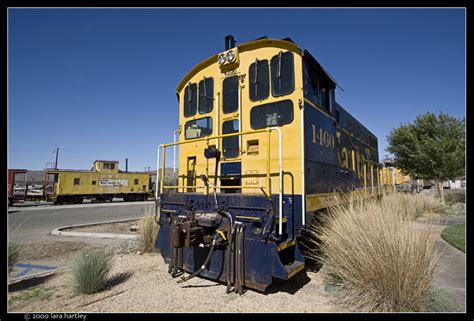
top-left (176, 37), bottom-right (337, 94)
top-left (94, 160), bottom-right (118, 163)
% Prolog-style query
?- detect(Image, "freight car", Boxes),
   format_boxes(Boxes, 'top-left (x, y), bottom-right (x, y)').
top-left (45, 160), bottom-right (151, 204)
top-left (8, 169), bottom-right (27, 206)
top-left (154, 35), bottom-right (387, 293)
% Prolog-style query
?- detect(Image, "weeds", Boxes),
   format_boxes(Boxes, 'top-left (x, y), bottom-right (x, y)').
top-left (9, 286), bottom-right (53, 305)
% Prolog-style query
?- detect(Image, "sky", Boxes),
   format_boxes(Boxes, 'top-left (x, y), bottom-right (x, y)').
top-left (8, 8), bottom-right (465, 171)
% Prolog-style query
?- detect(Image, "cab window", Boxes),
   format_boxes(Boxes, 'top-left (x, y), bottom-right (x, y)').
top-left (199, 77), bottom-right (214, 114)
top-left (303, 59), bottom-right (333, 113)
top-left (185, 117), bottom-right (213, 140)
top-left (250, 100), bottom-right (294, 129)
top-left (271, 51), bottom-right (294, 97)
top-left (222, 76), bottom-right (239, 114)
top-left (184, 83), bottom-right (197, 117)
top-left (249, 59), bottom-right (269, 101)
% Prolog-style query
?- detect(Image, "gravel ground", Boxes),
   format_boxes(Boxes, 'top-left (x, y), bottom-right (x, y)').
top-left (8, 253), bottom-right (346, 313)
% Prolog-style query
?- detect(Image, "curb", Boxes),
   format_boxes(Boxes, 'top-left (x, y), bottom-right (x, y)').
top-left (8, 266), bottom-right (70, 287)
top-left (52, 218), bottom-right (141, 240)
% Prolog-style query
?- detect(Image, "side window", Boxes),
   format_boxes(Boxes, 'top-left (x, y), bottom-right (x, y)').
top-left (250, 100), bottom-right (294, 129)
top-left (134, 179), bottom-right (139, 185)
top-left (199, 77), bottom-right (214, 114)
top-left (222, 76), bottom-right (239, 114)
top-left (110, 163), bottom-right (115, 170)
top-left (249, 59), bottom-right (269, 101)
top-left (74, 178), bottom-right (80, 185)
top-left (103, 163), bottom-right (110, 170)
top-left (303, 59), bottom-right (333, 113)
top-left (271, 51), bottom-right (294, 97)
top-left (185, 117), bottom-right (213, 140)
top-left (92, 180), bottom-right (96, 185)
top-left (184, 83), bottom-right (197, 117)
top-left (222, 120), bottom-right (239, 158)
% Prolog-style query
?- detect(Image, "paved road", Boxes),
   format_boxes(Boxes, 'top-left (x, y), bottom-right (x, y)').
top-left (8, 201), bottom-right (155, 241)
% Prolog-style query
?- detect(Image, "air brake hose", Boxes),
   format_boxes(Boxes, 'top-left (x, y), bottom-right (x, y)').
top-left (177, 234), bottom-right (219, 284)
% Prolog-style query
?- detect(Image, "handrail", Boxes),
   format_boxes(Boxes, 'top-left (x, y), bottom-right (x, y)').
top-left (156, 126), bottom-right (284, 235)
top-left (173, 129), bottom-right (181, 175)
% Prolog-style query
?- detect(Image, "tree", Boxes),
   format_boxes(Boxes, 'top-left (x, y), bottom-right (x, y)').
top-left (386, 112), bottom-right (465, 203)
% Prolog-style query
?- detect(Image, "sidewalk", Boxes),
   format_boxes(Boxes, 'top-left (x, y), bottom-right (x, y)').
top-left (417, 215), bottom-right (465, 312)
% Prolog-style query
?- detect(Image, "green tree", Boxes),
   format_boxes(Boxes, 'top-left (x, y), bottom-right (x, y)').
top-left (387, 112), bottom-right (465, 203)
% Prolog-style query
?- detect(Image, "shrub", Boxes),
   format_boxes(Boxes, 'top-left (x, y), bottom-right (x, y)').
top-left (306, 195), bottom-right (439, 312)
top-left (71, 248), bottom-right (113, 294)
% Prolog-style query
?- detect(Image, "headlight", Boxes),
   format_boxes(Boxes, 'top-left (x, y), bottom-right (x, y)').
top-left (218, 53), bottom-right (226, 65)
top-left (226, 50), bottom-right (235, 62)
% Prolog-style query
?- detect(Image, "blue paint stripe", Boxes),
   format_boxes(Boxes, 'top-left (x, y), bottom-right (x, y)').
top-left (15, 267), bottom-right (33, 278)
top-left (15, 263), bottom-right (56, 270)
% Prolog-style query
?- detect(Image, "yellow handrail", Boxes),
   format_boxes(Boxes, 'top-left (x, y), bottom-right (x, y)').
top-left (156, 126), bottom-right (284, 235)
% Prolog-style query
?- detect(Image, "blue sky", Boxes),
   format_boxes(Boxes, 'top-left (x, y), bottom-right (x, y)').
top-left (8, 8), bottom-right (465, 170)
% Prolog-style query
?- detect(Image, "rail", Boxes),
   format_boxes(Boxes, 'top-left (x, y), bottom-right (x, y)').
top-left (156, 127), bottom-right (284, 235)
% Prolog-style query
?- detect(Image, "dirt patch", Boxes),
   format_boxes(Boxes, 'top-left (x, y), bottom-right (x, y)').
top-left (17, 240), bottom-right (96, 262)
top-left (66, 220), bottom-right (140, 235)
top-left (8, 253), bottom-right (346, 312)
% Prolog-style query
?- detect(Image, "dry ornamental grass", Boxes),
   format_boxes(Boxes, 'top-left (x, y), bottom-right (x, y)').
top-left (137, 205), bottom-right (160, 253)
top-left (306, 193), bottom-right (440, 312)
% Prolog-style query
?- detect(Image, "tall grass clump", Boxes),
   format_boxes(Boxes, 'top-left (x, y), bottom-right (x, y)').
top-left (307, 194), bottom-right (439, 312)
top-left (138, 205), bottom-right (159, 253)
top-left (381, 193), bottom-right (445, 219)
top-left (71, 248), bottom-right (113, 294)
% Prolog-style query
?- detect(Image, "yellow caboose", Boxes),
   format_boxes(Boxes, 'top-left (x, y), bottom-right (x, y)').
top-left (45, 160), bottom-right (150, 204)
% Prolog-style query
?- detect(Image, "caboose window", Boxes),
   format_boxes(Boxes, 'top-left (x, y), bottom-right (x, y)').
top-left (74, 178), bottom-right (80, 185)
top-left (185, 117), bottom-right (213, 140)
top-left (222, 119), bottom-right (239, 158)
top-left (199, 77), bottom-right (214, 114)
top-left (222, 76), bottom-right (239, 114)
top-left (184, 83), bottom-right (197, 117)
top-left (249, 59), bottom-right (269, 101)
top-left (271, 51), bottom-right (294, 97)
top-left (250, 100), bottom-right (294, 129)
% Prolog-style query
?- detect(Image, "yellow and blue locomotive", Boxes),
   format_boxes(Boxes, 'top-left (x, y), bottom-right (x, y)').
top-left (155, 36), bottom-right (383, 292)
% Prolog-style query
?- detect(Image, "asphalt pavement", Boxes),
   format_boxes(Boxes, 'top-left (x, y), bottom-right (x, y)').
top-left (8, 201), bottom-right (155, 241)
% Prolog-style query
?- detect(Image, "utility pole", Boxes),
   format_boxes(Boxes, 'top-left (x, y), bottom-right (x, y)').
top-left (54, 147), bottom-right (59, 169)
